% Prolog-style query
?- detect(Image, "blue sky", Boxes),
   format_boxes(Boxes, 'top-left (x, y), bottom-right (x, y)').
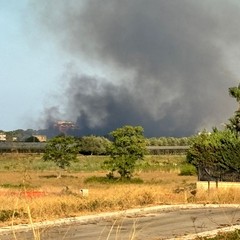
top-left (0, 0), bottom-right (67, 131)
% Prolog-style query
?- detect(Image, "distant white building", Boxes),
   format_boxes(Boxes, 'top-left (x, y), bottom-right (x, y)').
top-left (0, 133), bottom-right (6, 141)
top-left (12, 137), bottom-right (18, 142)
top-left (54, 120), bottom-right (77, 133)
top-left (33, 135), bottom-right (47, 142)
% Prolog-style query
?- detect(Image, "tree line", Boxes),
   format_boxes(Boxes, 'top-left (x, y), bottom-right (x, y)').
top-left (42, 135), bottom-right (193, 156)
top-left (43, 125), bottom-right (146, 179)
top-left (147, 137), bottom-right (193, 146)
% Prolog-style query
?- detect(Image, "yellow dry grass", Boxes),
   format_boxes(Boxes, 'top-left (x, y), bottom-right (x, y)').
top-left (0, 154), bottom-right (239, 228)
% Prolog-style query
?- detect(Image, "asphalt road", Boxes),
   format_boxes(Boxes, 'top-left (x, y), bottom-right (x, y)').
top-left (1, 205), bottom-right (240, 240)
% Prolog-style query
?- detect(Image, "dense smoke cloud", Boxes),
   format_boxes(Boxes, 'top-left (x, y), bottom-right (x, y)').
top-left (30, 0), bottom-right (240, 136)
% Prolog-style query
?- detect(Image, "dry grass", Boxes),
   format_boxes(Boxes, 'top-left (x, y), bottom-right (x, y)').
top-left (0, 153), bottom-right (239, 227)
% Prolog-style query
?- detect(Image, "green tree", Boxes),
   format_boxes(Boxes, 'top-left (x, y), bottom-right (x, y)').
top-left (226, 83), bottom-right (240, 135)
top-left (24, 136), bottom-right (40, 142)
top-left (103, 125), bottom-right (147, 179)
top-left (43, 136), bottom-right (79, 177)
top-left (187, 84), bottom-right (240, 182)
top-left (187, 129), bottom-right (240, 181)
top-left (229, 83), bottom-right (240, 110)
top-left (79, 135), bottom-right (111, 155)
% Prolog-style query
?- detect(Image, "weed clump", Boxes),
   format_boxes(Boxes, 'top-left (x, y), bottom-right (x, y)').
top-left (135, 191), bottom-right (155, 205)
top-left (84, 176), bottom-right (144, 184)
top-left (197, 229), bottom-right (240, 239)
top-left (0, 210), bottom-right (23, 222)
top-left (179, 164), bottom-right (197, 176)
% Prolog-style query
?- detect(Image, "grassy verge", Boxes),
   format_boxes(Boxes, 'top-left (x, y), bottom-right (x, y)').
top-left (0, 153), bottom-right (238, 230)
top-left (197, 230), bottom-right (240, 239)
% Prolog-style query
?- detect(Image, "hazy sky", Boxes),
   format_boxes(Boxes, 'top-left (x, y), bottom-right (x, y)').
top-left (0, 0), bottom-right (62, 130)
top-left (1, 0), bottom-right (240, 136)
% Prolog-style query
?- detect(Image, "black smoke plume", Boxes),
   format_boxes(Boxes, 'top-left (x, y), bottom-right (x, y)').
top-left (29, 0), bottom-right (240, 137)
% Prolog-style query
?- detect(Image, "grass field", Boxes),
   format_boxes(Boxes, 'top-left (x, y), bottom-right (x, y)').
top-left (0, 153), bottom-right (239, 229)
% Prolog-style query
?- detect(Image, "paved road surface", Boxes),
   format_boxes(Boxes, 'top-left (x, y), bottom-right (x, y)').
top-left (1, 205), bottom-right (240, 240)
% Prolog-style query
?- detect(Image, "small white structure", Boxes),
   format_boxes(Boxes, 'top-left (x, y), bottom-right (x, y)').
top-left (0, 133), bottom-right (6, 141)
top-left (80, 189), bottom-right (89, 197)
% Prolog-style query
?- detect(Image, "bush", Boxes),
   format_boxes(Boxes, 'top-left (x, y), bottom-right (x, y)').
top-left (24, 136), bottom-right (40, 142)
top-left (187, 129), bottom-right (240, 181)
top-left (198, 229), bottom-right (240, 239)
top-left (179, 164), bottom-right (197, 176)
top-left (84, 176), bottom-right (144, 184)
top-left (0, 210), bottom-right (22, 222)
top-left (78, 136), bottom-right (111, 155)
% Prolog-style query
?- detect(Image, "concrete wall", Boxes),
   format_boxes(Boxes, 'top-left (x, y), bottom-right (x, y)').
top-left (197, 181), bottom-right (240, 190)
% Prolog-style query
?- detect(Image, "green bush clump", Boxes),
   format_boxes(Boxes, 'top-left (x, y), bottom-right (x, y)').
top-left (0, 183), bottom-right (32, 189)
top-left (187, 129), bottom-right (240, 180)
top-left (179, 164), bottom-right (197, 176)
top-left (0, 210), bottom-right (21, 222)
top-left (84, 176), bottom-right (144, 184)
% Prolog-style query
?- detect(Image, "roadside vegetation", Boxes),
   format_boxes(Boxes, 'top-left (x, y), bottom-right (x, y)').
top-left (197, 230), bottom-right (240, 240)
top-left (0, 152), bottom-right (239, 228)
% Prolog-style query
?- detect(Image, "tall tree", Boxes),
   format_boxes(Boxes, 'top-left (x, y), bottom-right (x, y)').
top-left (229, 83), bottom-right (240, 111)
top-left (226, 83), bottom-right (240, 135)
top-left (103, 125), bottom-right (147, 179)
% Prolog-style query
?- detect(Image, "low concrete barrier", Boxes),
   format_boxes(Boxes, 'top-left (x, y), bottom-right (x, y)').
top-left (197, 181), bottom-right (240, 190)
